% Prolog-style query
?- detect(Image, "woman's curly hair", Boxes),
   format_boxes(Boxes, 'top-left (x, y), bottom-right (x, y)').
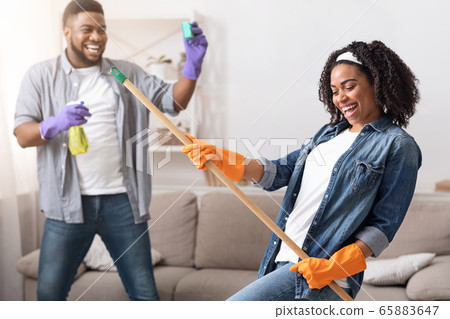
top-left (318, 41), bottom-right (419, 128)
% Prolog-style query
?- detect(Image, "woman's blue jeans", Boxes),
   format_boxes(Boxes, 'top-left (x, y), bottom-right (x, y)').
top-left (227, 262), bottom-right (351, 301)
top-left (37, 193), bottom-right (158, 301)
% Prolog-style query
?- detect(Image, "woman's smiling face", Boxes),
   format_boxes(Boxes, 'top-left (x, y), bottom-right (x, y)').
top-left (330, 63), bottom-right (382, 132)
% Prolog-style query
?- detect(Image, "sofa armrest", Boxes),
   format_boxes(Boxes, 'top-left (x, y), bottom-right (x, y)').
top-left (16, 249), bottom-right (87, 280)
top-left (406, 255), bottom-right (450, 300)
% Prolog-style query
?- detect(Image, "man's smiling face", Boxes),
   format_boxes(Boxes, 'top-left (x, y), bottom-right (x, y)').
top-left (64, 11), bottom-right (107, 68)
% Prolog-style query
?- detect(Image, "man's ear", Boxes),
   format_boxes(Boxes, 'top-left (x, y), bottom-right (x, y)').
top-left (63, 26), bottom-right (71, 41)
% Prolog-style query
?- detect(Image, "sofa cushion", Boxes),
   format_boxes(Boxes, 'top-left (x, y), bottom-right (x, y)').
top-left (24, 278), bottom-right (39, 301)
top-left (174, 268), bottom-right (258, 301)
top-left (83, 234), bottom-right (163, 271)
top-left (355, 284), bottom-right (409, 301)
top-left (363, 253), bottom-right (435, 286)
top-left (195, 192), bottom-right (283, 270)
top-left (406, 255), bottom-right (450, 300)
top-left (148, 191), bottom-right (198, 267)
top-left (17, 249), bottom-right (86, 280)
top-left (153, 266), bottom-right (197, 301)
top-left (379, 200), bottom-right (450, 259)
top-left (68, 271), bottom-right (128, 301)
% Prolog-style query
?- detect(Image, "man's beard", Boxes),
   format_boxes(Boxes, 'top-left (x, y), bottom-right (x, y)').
top-left (70, 39), bottom-right (101, 67)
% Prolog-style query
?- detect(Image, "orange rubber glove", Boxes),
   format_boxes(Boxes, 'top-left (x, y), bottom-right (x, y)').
top-left (182, 134), bottom-right (245, 182)
top-left (289, 243), bottom-right (367, 289)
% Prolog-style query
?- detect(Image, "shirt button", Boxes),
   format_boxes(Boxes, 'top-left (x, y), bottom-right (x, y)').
top-left (333, 168), bottom-right (337, 172)
top-left (73, 83), bottom-right (78, 87)
top-left (62, 143), bottom-right (67, 147)
top-left (324, 194), bottom-right (328, 198)
top-left (293, 193), bottom-right (297, 197)
top-left (360, 133), bottom-right (364, 136)
top-left (303, 246), bottom-right (307, 250)
top-left (273, 241), bottom-right (277, 245)
top-left (61, 165), bottom-right (65, 170)
top-left (313, 221), bottom-right (317, 225)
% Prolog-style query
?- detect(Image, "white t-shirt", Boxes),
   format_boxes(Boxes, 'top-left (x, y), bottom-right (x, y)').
top-left (275, 128), bottom-right (359, 287)
top-left (72, 65), bottom-right (126, 195)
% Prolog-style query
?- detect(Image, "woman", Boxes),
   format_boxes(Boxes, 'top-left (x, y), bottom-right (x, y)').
top-left (183, 40), bottom-right (421, 301)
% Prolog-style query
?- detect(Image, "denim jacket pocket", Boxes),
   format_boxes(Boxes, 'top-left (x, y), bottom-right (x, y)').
top-left (351, 160), bottom-right (384, 192)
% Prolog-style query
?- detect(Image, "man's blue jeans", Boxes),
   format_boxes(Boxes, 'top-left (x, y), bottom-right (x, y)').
top-left (37, 193), bottom-right (159, 301)
top-left (227, 262), bottom-right (351, 301)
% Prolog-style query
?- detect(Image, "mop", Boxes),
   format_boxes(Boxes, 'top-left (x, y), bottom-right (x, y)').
top-left (110, 67), bottom-right (353, 302)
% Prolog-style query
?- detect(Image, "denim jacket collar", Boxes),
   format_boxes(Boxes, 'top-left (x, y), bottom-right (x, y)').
top-left (330, 115), bottom-right (393, 136)
top-left (365, 115), bottom-right (393, 132)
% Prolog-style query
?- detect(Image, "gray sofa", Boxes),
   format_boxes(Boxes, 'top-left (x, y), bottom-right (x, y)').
top-left (16, 190), bottom-right (450, 301)
top-left (356, 199), bottom-right (450, 301)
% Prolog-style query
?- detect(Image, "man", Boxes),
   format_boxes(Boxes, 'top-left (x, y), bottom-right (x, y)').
top-left (14, 0), bottom-right (207, 300)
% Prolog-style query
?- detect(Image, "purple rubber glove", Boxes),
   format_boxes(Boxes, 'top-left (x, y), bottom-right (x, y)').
top-left (182, 21), bottom-right (208, 80)
top-left (40, 102), bottom-right (91, 140)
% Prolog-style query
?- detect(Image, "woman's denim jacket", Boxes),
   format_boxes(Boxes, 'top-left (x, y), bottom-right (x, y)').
top-left (256, 116), bottom-right (422, 300)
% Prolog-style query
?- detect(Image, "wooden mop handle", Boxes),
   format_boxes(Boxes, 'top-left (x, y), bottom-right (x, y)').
top-left (110, 67), bottom-right (353, 301)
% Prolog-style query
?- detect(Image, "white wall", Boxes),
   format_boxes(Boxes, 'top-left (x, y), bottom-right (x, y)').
top-left (51, 0), bottom-right (450, 191)
top-left (1, 0), bottom-right (64, 301)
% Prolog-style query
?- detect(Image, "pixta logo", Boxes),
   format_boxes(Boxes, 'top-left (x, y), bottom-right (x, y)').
top-left (126, 129), bottom-right (172, 175)
top-left (126, 131), bottom-right (324, 176)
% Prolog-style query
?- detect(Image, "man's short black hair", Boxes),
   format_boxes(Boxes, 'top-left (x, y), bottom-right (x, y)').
top-left (63, 0), bottom-right (104, 27)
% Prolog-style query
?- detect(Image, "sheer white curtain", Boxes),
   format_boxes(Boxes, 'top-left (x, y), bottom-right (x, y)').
top-left (0, 0), bottom-right (63, 300)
